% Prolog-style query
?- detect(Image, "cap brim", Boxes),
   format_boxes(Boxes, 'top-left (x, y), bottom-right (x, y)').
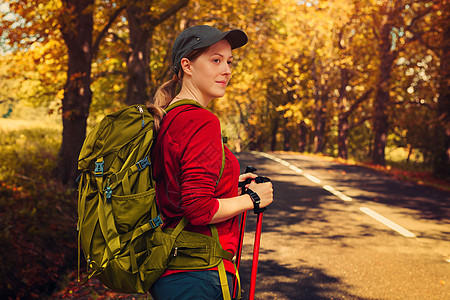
top-left (194, 29), bottom-right (248, 50)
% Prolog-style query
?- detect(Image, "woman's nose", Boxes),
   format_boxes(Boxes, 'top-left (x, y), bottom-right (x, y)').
top-left (222, 63), bottom-right (231, 75)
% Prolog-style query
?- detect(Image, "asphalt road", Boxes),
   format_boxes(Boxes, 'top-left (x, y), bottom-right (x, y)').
top-left (235, 151), bottom-right (450, 300)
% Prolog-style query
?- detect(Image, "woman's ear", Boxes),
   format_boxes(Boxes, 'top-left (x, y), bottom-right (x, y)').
top-left (180, 58), bottom-right (192, 76)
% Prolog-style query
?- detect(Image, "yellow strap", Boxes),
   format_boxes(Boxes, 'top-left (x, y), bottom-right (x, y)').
top-left (130, 247), bottom-right (138, 274)
top-left (165, 99), bottom-right (205, 112)
top-left (172, 217), bottom-right (189, 238)
top-left (136, 129), bottom-right (154, 163)
top-left (216, 247), bottom-right (234, 261)
top-left (234, 264), bottom-right (242, 300)
top-left (210, 225), bottom-right (231, 300)
top-left (95, 171), bottom-right (121, 264)
top-left (122, 170), bottom-right (131, 195)
top-left (217, 138), bottom-right (225, 185)
top-left (218, 259), bottom-right (231, 300)
top-left (110, 129), bottom-right (154, 192)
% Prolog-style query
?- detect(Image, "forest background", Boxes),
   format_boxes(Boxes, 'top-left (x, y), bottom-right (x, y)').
top-left (0, 0), bottom-right (448, 298)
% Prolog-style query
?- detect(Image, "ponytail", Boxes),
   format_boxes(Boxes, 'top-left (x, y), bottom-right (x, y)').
top-left (147, 75), bottom-right (179, 131)
top-left (148, 47), bottom-right (208, 131)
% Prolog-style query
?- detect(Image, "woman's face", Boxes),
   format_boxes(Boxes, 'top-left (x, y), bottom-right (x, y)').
top-left (188, 39), bottom-right (233, 101)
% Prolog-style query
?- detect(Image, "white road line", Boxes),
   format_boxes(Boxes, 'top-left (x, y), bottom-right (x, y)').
top-left (323, 185), bottom-right (353, 202)
top-left (303, 173), bottom-right (322, 184)
top-left (360, 207), bottom-right (416, 238)
top-left (252, 151), bottom-right (417, 238)
top-left (289, 165), bottom-right (303, 173)
top-left (253, 151), bottom-right (320, 183)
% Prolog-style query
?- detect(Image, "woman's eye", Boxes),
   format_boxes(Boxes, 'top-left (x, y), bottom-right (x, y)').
top-left (213, 59), bottom-right (220, 64)
top-left (227, 60), bottom-right (233, 65)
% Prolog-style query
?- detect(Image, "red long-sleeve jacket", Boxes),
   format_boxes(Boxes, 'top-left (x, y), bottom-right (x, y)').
top-left (151, 104), bottom-right (241, 276)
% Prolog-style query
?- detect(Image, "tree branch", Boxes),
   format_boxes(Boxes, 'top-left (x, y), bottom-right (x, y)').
top-left (349, 115), bottom-right (371, 130)
top-left (395, 3), bottom-right (436, 54)
top-left (150, 0), bottom-right (189, 26)
top-left (108, 32), bottom-right (129, 47)
top-left (342, 88), bottom-right (373, 119)
top-left (92, 5), bottom-right (127, 59)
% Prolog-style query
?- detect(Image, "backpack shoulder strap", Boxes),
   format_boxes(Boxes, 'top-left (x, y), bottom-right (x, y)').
top-left (165, 99), bottom-right (205, 112)
top-left (218, 139), bottom-right (225, 186)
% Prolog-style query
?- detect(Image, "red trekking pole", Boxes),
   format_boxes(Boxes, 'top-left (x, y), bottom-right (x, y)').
top-left (234, 167), bottom-right (270, 300)
top-left (233, 166), bottom-right (255, 299)
top-left (249, 211), bottom-right (264, 300)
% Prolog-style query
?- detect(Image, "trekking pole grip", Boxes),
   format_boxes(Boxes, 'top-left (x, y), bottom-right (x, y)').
top-left (238, 166), bottom-right (257, 192)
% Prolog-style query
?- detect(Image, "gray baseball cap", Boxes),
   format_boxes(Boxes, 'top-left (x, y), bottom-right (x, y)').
top-left (171, 25), bottom-right (248, 75)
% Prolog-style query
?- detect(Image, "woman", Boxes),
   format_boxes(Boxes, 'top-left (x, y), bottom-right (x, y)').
top-left (149, 25), bottom-right (273, 300)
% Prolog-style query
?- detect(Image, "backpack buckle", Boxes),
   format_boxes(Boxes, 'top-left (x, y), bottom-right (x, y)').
top-left (105, 186), bottom-right (112, 203)
top-left (149, 215), bottom-right (163, 228)
top-left (136, 157), bottom-right (151, 171)
top-left (94, 161), bottom-right (105, 177)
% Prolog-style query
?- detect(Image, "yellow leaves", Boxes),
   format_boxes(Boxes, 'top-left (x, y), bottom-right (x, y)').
top-left (318, 2), bottom-right (329, 10)
top-left (278, 69), bottom-right (287, 78)
top-left (113, 84), bottom-right (121, 92)
top-left (56, 89), bottom-right (64, 100)
top-left (276, 102), bottom-right (310, 124)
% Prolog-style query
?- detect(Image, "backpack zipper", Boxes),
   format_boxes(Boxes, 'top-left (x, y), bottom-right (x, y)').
top-left (137, 105), bottom-right (145, 128)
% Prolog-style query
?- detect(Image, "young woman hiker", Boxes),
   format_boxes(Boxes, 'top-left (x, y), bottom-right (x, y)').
top-left (149, 25), bottom-right (274, 300)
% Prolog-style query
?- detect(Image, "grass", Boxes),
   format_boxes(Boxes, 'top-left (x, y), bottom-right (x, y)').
top-left (0, 118), bottom-right (77, 299)
top-left (0, 119), bottom-right (62, 181)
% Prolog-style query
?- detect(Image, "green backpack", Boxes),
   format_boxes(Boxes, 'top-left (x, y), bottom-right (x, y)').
top-left (77, 100), bottom-right (239, 298)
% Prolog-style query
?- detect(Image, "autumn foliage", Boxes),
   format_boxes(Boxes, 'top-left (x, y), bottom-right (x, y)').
top-left (0, 0), bottom-right (449, 298)
top-left (1, 0), bottom-right (449, 180)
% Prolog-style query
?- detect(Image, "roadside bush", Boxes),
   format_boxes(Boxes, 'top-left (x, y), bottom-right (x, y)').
top-left (0, 125), bottom-right (77, 299)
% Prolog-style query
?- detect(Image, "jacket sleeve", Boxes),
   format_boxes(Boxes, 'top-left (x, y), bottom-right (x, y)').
top-left (178, 110), bottom-right (222, 226)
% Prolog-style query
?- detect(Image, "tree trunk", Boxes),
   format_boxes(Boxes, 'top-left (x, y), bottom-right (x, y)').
top-left (55, 1), bottom-right (125, 186)
top-left (125, 0), bottom-right (189, 105)
top-left (311, 55), bottom-right (327, 154)
top-left (372, 21), bottom-right (396, 165)
top-left (125, 3), bottom-right (152, 105)
top-left (283, 124), bottom-right (291, 151)
top-left (55, 0), bottom-right (94, 186)
top-left (338, 115), bottom-right (349, 159)
top-left (432, 18), bottom-right (450, 178)
top-left (314, 99), bottom-right (327, 154)
top-left (298, 121), bottom-right (307, 152)
top-left (337, 67), bottom-right (349, 159)
top-left (270, 113), bottom-right (280, 151)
